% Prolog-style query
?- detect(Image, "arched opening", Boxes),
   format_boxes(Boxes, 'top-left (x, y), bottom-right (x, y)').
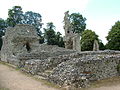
top-left (25, 42), bottom-right (31, 52)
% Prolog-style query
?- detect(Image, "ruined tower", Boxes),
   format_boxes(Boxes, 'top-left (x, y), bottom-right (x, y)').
top-left (63, 11), bottom-right (81, 51)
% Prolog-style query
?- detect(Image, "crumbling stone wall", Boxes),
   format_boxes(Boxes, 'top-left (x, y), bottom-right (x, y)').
top-left (17, 45), bottom-right (75, 68)
top-left (48, 55), bottom-right (120, 87)
top-left (20, 50), bottom-right (120, 88)
top-left (1, 24), bottom-right (39, 62)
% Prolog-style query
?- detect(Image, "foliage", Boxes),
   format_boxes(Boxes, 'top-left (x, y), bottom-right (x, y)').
top-left (81, 29), bottom-right (98, 51)
top-left (106, 21), bottom-right (120, 50)
top-left (7, 6), bottom-right (43, 36)
top-left (99, 40), bottom-right (106, 50)
top-left (0, 18), bottom-right (7, 50)
top-left (39, 35), bottom-right (44, 44)
top-left (6, 6), bottom-right (43, 44)
top-left (44, 22), bottom-right (56, 45)
top-left (70, 13), bottom-right (86, 34)
top-left (7, 6), bottom-right (23, 27)
top-left (44, 22), bottom-right (64, 47)
top-left (0, 18), bottom-right (7, 36)
top-left (55, 32), bottom-right (65, 47)
top-left (81, 29), bottom-right (105, 51)
top-left (23, 11), bottom-right (43, 36)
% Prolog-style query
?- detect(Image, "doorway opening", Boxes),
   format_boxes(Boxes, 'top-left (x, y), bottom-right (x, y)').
top-left (25, 42), bottom-right (31, 52)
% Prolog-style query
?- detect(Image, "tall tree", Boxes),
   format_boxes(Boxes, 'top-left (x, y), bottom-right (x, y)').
top-left (70, 13), bottom-right (86, 34)
top-left (0, 18), bottom-right (7, 34)
top-left (23, 11), bottom-right (43, 36)
top-left (0, 18), bottom-right (7, 50)
top-left (7, 6), bottom-right (43, 36)
top-left (55, 32), bottom-right (65, 47)
top-left (81, 29), bottom-right (104, 51)
top-left (7, 6), bottom-right (23, 27)
top-left (44, 22), bottom-right (64, 47)
top-left (44, 22), bottom-right (56, 45)
top-left (6, 6), bottom-right (43, 43)
top-left (106, 21), bottom-right (120, 50)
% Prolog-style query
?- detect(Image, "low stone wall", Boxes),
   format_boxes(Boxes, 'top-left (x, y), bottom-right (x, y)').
top-left (1, 50), bottom-right (120, 88)
top-left (22, 50), bottom-right (120, 74)
top-left (17, 49), bottom-right (75, 67)
top-left (48, 55), bottom-right (120, 87)
top-left (19, 50), bottom-right (120, 88)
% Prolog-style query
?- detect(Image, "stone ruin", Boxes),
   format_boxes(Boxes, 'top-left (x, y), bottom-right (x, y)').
top-left (63, 11), bottom-right (81, 51)
top-left (1, 24), bottom-right (75, 65)
top-left (1, 24), bottom-right (120, 89)
top-left (93, 40), bottom-right (99, 51)
top-left (1, 24), bottom-right (39, 62)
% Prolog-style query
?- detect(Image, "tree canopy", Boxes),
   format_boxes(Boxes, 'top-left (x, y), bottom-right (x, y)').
top-left (44, 22), bottom-right (64, 47)
top-left (70, 13), bottom-right (86, 34)
top-left (106, 21), bottom-right (120, 50)
top-left (7, 6), bottom-right (23, 27)
top-left (23, 11), bottom-right (43, 36)
top-left (81, 29), bottom-right (105, 51)
top-left (0, 18), bottom-right (7, 36)
top-left (7, 6), bottom-right (43, 36)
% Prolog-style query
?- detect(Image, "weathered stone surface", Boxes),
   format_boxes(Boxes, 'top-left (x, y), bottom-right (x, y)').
top-left (93, 40), bottom-right (99, 51)
top-left (48, 54), bottom-right (120, 87)
top-left (1, 24), bottom-right (39, 62)
top-left (63, 11), bottom-right (81, 51)
top-left (18, 50), bottom-right (120, 88)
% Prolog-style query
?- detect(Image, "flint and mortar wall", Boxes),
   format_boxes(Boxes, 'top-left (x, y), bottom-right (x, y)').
top-left (21, 51), bottom-right (120, 87)
top-left (48, 55), bottom-right (120, 86)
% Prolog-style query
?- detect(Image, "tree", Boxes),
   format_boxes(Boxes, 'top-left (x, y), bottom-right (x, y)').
top-left (81, 29), bottom-right (99, 51)
top-left (106, 21), bottom-right (120, 50)
top-left (7, 6), bottom-right (43, 36)
top-left (23, 11), bottom-right (43, 36)
top-left (44, 22), bottom-right (56, 45)
top-left (55, 32), bottom-right (65, 47)
top-left (7, 6), bottom-right (23, 27)
top-left (6, 6), bottom-right (43, 43)
top-left (70, 13), bottom-right (86, 34)
top-left (99, 40), bottom-right (106, 50)
top-left (0, 18), bottom-right (7, 50)
top-left (0, 18), bottom-right (7, 36)
top-left (44, 22), bottom-right (64, 47)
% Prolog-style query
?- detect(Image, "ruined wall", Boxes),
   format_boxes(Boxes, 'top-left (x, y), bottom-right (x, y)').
top-left (19, 50), bottom-right (120, 88)
top-left (48, 55), bottom-right (120, 86)
top-left (17, 44), bottom-right (75, 68)
top-left (1, 24), bottom-right (39, 62)
top-left (63, 11), bottom-right (81, 51)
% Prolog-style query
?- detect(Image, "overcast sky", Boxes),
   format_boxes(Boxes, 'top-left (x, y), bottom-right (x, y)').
top-left (0, 0), bottom-right (120, 44)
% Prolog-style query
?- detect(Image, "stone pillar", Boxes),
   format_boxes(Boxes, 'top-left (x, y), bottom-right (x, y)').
top-left (73, 34), bottom-right (81, 51)
top-left (93, 40), bottom-right (99, 51)
top-left (76, 35), bottom-right (81, 51)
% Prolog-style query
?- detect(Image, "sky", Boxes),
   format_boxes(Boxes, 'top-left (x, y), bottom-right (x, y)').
top-left (0, 0), bottom-right (120, 44)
